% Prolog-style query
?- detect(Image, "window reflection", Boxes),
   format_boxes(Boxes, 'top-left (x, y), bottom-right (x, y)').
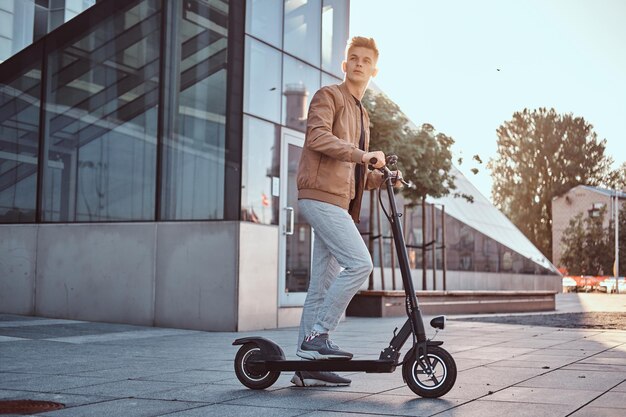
top-left (244, 36), bottom-right (282, 123)
top-left (322, 0), bottom-right (348, 77)
top-left (241, 116), bottom-right (279, 225)
top-left (160, 0), bottom-right (229, 220)
top-left (321, 72), bottom-right (342, 88)
top-left (246, 0), bottom-right (282, 48)
top-left (284, 0), bottom-right (321, 67)
top-left (0, 58), bottom-right (41, 223)
top-left (41, 0), bottom-right (161, 221)
top-left (360, 196), bottom-right (557, 275)
top-left (282, 55), bottom-right (320, 131)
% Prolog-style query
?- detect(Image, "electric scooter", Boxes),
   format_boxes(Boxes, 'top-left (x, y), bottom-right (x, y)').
top-left (232, 156), bottom-right (457, 398)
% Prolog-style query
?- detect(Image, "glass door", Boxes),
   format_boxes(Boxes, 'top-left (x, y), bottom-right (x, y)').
top-left (278, 128), bottom-right (312, 306)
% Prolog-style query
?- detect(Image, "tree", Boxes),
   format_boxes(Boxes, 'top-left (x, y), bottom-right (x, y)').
top-left (363, 90), bottom-right (456, 202)
top-left (488, 108), bottom-right (613, 260)
top-left (560, 207), bottom-right (626, 276)
top-left (560, 210), bottom-right (612, 275)
top-left (364, 90), bottom-right (456, 289)
top-left (602, 161), bottom-right (626, 191)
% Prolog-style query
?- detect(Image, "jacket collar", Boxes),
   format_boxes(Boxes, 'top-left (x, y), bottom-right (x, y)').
top-left (338, 82), bottom-right (360, 105)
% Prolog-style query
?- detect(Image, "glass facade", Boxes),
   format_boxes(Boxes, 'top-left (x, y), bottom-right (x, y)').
top-left (241, 115), bottom-right (279, 225)
top-left (0, 0), bottom-right (235, 223)
top-left (242, 0), bottom-right (346, 224)
top-left (0, 46), bottom-right (42, 222)
top-left (159, 0), bottom-right (229, 220)
top-left (0, 0), bottom-right (97, 63)
top-left (361, 197), bottom-right (557, 276)
top-left (359, 164), bottom-right (559, 277)
top-left (42, 0), bottom-right (161, 221)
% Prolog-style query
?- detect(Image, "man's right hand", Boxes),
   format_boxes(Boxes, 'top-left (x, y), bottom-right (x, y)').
top-left (363, 151), bottom-right (385, 168)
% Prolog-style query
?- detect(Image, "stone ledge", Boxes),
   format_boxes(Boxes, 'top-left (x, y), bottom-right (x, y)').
top-left (347, 290), bottom-right (557, 317)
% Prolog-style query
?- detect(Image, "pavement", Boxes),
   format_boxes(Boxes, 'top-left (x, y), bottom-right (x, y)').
top-left (0, 293), bottom-right (625, 417)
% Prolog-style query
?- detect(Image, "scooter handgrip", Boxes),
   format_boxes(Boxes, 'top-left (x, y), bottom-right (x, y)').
top-left (369, 157), bottom-right (378, 165)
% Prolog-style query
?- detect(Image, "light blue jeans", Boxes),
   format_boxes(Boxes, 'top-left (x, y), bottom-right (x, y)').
top-left (297, 199), bottom-right (373, 349)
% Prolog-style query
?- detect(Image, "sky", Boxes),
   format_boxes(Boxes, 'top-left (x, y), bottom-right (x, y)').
top-left (350, 0), bottom-right (626, 201)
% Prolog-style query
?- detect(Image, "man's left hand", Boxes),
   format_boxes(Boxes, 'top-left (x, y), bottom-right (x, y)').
top-left (391, 170), bottom-right (404, 188)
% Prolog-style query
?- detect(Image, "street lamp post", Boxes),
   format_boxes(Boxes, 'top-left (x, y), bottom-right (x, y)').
top-left (616, 189), bottom-right (620, 294)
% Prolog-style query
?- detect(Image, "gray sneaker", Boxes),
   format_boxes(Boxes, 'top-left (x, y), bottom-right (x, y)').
top-left (291, 371), bottom-right (351, 387)
top-left (297, 332), bottom-right (353, 360)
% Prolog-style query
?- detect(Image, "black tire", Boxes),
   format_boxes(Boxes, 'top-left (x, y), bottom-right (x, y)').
top-left (402, 345), bottom-right (457, 398)
top-left (234, 343), bottom-right (280, 390)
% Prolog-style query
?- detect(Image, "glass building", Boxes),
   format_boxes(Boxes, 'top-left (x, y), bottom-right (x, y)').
top-left (0, 0), bottom-right (558, 331)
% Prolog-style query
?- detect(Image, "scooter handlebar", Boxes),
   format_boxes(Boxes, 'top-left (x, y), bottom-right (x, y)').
top-left (369, 155), bottom-right (412, 188)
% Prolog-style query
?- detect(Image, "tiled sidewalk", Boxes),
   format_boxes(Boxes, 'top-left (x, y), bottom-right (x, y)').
top-left (1, 294), bottom-right (625, 416)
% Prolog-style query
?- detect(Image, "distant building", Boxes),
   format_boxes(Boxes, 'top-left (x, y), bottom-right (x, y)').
top-left (552, 185), bottom-right (626, 269)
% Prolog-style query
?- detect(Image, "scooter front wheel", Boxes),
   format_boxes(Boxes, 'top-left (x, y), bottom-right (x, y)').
top-left (402, 345), bottom-right (457, 398)
top-left (234, 343), bottom-right (280, 389)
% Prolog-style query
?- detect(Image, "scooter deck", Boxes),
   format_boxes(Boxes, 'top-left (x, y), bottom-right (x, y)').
top-left (250, 359), bottom-right (397, 373)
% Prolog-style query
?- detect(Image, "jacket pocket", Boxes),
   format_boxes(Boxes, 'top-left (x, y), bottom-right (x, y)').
top-left (315, 156), bottom-right (352, 198)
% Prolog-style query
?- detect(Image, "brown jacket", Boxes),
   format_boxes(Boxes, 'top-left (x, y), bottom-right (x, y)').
top-left (297, 82), bottom-right (384, 222)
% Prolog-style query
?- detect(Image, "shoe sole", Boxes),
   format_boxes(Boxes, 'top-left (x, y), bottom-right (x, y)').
top-left (296, 349), bottom-right (353, 360)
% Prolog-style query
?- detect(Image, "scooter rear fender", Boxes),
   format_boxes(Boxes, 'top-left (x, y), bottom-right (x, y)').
top-left (232, 336), bottom-right (286, 361)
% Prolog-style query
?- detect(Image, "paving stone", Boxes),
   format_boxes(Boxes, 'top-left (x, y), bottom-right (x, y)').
top-left (164, 404), bottom-right (305, 417)
top-left (517, 369), bottom-right (625, 391)
top-left (326, 393), bottom-right (465, 416)
top-left (433, 399), bottom-right (576, 417)
top-left (1, 300), bottom-right (624, 417)
top-left (0, 391), bottom-right (111, 408)
top-left (613, 381), bottom-right (626, 392)
top-left (569, 406), bottom-right (626, 417)
top-left (586, 391), bottom-right (626, 409)
top-left (486, 386), bottom-right (603, 406)
top-left (142, 382), bottom-right (260, 402)
top-left (223, 387), bottom-right (368, 410)
top-left (562, 363), bottom-right (626, 373)
top-left (38, 398), bottom-right (204, 417)
top-left (60, 379), bottom-right (194, 398)
top-left (0, 375), bottom-right (111, 392)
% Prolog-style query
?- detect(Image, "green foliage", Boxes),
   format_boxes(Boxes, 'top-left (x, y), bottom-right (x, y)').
top-left (363, 90), bottom-right (456, 203)
top-left (488, 107), bottom-right (613, 259)
top-left (560, 209), bottom-right (611, 275)
top-left (602, 161), bottom-right (626, 191)
top-left (560, 206), bottom-right (626, 275)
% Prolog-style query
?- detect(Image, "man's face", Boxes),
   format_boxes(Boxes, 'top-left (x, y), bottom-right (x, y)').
top-left (342, 46), bottom-right (378, 84)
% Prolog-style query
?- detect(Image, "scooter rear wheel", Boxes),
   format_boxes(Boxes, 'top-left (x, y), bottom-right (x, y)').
top-left (402, 345), bottom-right (456, 398)
top-left (234, 343), bottom-right (280, 389)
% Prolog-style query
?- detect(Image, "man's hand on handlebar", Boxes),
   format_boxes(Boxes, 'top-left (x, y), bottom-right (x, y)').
top-left (362, 151), bottom-right (385, 168)
top-left (391, 169), bottom-right (404, 189)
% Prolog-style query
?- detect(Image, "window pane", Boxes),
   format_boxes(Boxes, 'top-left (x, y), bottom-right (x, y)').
top-left (160, 0), bottom-right (229, 220)
top-left (244, 36), bottom-right (282, 123)
top-left (0, 58), bottom-right (41, 223)
top-left (245, 0), bottom-right (282, 48)
top-left (241, 115), bottom-right (279, 225)
top-left (282, 55), bottom-right (320, 131)
top-left (284, 0), bottom-right (321, 67)
top-left (321, 71), bottom-right (341, 87)
top-left (321, 0), bottom-right (347, 77)
top-left (41, 0), bottom-right (161, 221)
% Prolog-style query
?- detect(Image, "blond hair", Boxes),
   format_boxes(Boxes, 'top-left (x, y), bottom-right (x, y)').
top-left (345, 36), bottom-right (379, 60)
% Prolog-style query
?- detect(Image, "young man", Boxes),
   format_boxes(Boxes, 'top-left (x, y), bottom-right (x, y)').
top-left (291, 37), bottom-right (401, 387)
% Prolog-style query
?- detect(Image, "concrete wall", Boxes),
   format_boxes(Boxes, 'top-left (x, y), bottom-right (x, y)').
top-left (237, 223), bottom-right (279, 331)
top-left (35, 224), bottom-right (156, 325)
top-left (0, 225), bottom-right (37, 315)
top-left (155, 222), bottom-right (239, 331)
top-left (0, 222), bottom-right (241, 331)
